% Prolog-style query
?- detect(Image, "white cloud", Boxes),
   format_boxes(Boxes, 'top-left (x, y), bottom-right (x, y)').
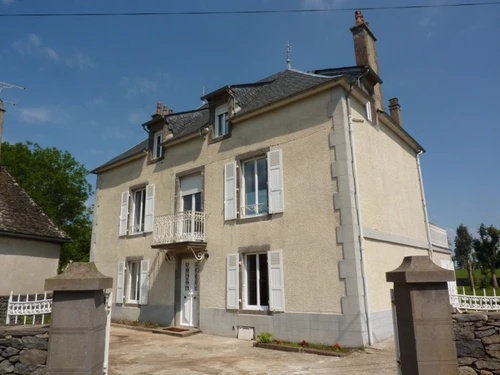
top-left (18, 106), bottom-right (68, 124)
top-left (88, 98), bottom-right (104, 106)
top-left (2, 0), bottom-right (15, 5)
top-left (12, 34), bottom-right (95, 69)
top-left (90, 148), bottom-right (104, 155)
top-left (121, 76), bottom-right (158, 96)
top-left (128, 110), bottom-right (149, 125)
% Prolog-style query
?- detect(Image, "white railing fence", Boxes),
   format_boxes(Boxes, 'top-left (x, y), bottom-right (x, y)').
top-left (450, 287), bottom-right (500, 311)
top-left (153, 211), bottom-right (206, 245)
top-left (6, 291), bottom-right (52, 325)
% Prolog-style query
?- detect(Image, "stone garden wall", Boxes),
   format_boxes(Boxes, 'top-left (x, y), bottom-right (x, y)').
top-left (0, 297), bottom-right (8, 325)
top-left (0, 325), bottom-right (48, 375)
top-left (454, 312), bottom-right (500, 374)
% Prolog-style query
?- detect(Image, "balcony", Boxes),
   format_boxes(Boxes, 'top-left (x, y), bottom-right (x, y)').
top-left (430, 223), bottom-right (450, 250)
top-left (152, 211), bottom-right (207, 250)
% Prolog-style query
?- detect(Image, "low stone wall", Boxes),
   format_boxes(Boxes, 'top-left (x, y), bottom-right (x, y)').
top-left (0, 325), bottom-right (49, 375)
top-left (454, 312), bottom-right (500, 374)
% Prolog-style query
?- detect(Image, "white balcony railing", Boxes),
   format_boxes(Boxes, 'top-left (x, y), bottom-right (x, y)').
top-left (429, 223), bottom-right (450, 249)
top-left (153, 211), bottom-right (206, 246)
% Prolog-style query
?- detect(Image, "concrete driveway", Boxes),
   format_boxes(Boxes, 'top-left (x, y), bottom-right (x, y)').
top-left (109, 326), bottom-right (398, 375)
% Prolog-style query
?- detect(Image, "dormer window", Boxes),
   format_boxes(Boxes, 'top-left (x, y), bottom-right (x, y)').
top-left (153, 131), bottom-right (163, 159)
top-left (215, 104), bottom-right (229, 137)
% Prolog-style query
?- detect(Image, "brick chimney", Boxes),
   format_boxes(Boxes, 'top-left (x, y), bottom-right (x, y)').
top-left (350, 10), bottom-right (383, 110)
top-left (156, 102), bottom-right (162, 115)
top-left (169, 109), bottom-right (173, 114)
top-left (162, 105), bottom-right (167, 117)
top-left (388, 98), bottom-right (402, 126)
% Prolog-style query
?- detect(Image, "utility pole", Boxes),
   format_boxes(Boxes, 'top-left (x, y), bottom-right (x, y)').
top-left (0, 81), bottom-right (27, 162)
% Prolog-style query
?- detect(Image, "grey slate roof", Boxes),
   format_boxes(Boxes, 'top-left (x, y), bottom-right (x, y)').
top-left (0, 168), bottom-right (69, 242)
top-left (93, 68), bottom-right (353, 172)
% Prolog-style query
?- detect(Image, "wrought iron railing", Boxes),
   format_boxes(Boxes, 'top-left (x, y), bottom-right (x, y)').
top-left (6, 291), bottom-right (52, 325)
top-left (429, 223), bottom-right (449, 249)
top-left (450, 288), bottom-right (500, 311)
top-left (153, 211), bottom-right (206, 245)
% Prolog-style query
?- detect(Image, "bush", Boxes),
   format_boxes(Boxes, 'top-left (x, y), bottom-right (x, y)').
top-left (257, 332), bottom-right (273, 343)
top-left (479, 275), bottom-right (491, 289)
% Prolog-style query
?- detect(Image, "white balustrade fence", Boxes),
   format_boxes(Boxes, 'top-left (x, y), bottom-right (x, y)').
top-left (450, 287), bottom-right (500, 311)
top-left (153, 211), bottom-right (206, 245)
top-left (6, 291), bottom-right (52, 325)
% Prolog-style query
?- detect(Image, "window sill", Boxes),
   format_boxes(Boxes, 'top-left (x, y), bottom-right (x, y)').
top-left (238, 309), bottom-right (273, 316)
top-left (120, 231), bottom-right (151, 238)
top-left (210, 134), bottom-right (231, 144)
top-left (147, 155), bottom-right (164, 165)
top-left (236, 214), bottom-right (272, 224)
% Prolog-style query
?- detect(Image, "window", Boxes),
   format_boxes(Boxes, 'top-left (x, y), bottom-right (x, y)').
top-left (241, 158), bottom-right (268, 217)
top-left (127, 260), bottom-right (141, 303)
top-left (215, 104), bottom-right (229, 137)
top-left (224, 149), bottom-right (284, 221)
top-left (153, 131), bottom-right (163, 159)
top-left (119, 184), bottom-right (155, 236)
top-left (131, 188), bottom-right (146, 233)
top-left (365, 101), bottom-right (373, 122)
top-left (244, 253), bottom-right (269, 310)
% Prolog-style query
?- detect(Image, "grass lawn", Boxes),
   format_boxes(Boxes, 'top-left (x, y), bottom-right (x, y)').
top-left (455, 268), bottom-right (500, 279)
top-left (455, 268), bottom-right (500, 296)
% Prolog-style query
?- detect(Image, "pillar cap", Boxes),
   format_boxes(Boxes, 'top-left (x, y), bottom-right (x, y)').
top-left (386, 256), bottom-right (455, 284)
top-left (45, 262), bottom-right (113, 291)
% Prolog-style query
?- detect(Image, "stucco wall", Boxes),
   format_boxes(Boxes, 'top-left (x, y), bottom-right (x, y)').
top-left (93, 88), bottom-right (346, 315)
top-left (0, 237), bottom-right (60, 295)
top-left (350, 99), bottom-right (428, 242)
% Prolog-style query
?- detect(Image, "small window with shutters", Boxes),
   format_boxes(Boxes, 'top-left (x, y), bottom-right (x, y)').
top-left (117, 259), bottom-right (150, 305)
top-left (119, 184), bottom-right (155, 236)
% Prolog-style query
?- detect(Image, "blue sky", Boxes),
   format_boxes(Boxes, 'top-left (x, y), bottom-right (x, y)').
top-left (1, 0), bottom-right (499, 241)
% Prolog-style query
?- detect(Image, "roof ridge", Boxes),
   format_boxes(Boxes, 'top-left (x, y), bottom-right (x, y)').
top-left (288, 68), bottom-right (338, 79)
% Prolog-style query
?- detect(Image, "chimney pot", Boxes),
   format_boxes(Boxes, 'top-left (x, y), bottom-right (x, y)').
top-left (388, 97), bottom-right (403, 126)
top-left (169, 109), bottom-right (174, 114)
top-left (156, 102), bottom-right (162, 115)
top-left (355, 10), bottom-right (364, 25)
top-left (162, 105), bottom-right (167, 117)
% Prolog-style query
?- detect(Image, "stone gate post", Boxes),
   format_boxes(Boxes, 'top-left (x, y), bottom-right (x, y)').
top-left (44, 262), bottom-right (112, 375)
top-left (386, 256), bottom-right (459, 375)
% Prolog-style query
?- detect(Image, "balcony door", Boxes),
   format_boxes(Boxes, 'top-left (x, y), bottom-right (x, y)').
top-left (179, 174), bottom-right (203, 240)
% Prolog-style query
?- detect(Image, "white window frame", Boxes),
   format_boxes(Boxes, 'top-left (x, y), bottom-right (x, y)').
top-left (130, 188), bottom-right (146, 234)
top-left (126, 260), bottom-right (141, 304)
top-left (215, 104), bottom-right (229, 138)
top-left (243, 253), bottom-right (269, 311)
top-left (153, 131), bottom-right (163, 159)
top-left (365, 101), bottom-right (373, 122)
top-left (241, 156), bottom-right (268, 218)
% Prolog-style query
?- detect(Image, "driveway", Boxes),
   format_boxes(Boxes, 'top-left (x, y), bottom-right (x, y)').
top-left (109, 326), bottom-right (398, 375)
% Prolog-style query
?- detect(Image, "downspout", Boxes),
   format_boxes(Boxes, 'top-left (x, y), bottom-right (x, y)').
top-left (345, 87), bottom-right (373, 346)
top-left (416, 150), bottom-right (433, 259)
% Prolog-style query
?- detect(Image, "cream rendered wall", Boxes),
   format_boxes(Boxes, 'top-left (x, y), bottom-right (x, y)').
top-left (93, 87), bottom-right (347, 314)
top-left (0, 237), bottom-right (60, 295)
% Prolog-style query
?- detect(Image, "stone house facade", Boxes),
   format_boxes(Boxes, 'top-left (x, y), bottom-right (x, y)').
top-left (90, 11), bottom-right (452, 347)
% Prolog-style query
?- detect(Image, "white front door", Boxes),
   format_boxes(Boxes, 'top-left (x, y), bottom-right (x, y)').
top-left (180, 259), bottom-right (199, 327)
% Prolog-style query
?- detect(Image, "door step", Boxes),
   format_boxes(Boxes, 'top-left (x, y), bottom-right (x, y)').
top-left (152, 326), bottom-right (201, 338)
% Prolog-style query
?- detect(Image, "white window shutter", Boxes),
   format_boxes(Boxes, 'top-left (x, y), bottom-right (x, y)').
top-left (119, 191), bottom-right (129, 236)
top-left (144, 184), bottom-right (155, 232)
top-left (268, 250), bottom-right (285, 312)
top-left (226, 253), bottom-right (239, 310)
top-left (140, 259), bottom-right (150, 305)
top-left (224, 162), bottom-right (237, 220)
top-left (116, 262), bottom-right (125, 304)
top-left (267, 149), bottom-right (284, 213)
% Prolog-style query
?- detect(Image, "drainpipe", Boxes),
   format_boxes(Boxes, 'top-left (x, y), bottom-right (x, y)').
top-left (416, 150), bottom-right (433, 259)
top-left (345, 88), bottom-right (373, 346)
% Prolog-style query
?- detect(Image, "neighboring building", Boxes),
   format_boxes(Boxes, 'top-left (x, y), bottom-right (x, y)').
top-left (90, 11), bottom-right (452, 347)
top-left (0, 167), bottom-right (70, 295)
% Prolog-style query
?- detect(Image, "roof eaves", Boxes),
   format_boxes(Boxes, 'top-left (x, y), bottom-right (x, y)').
top-left (0, 230), bottom-right (72, 244)
top-left (378, 111), bottom-right (425, 153)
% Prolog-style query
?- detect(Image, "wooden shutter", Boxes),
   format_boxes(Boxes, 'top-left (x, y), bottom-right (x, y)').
top-left (224, 162), bottom-right (237, 220)
top-left (267, 149), bottom-right (284, 213)
top-left (140, 259), bottom-right (150, 305)
top-left (116, 262), bottom-right (125, 304)
top-left (144, 184), bottom-right (155, 232)
top-left (268, 250), bottom-right (285, 311)
top-left (119, 191), bottom-right (129, 236)
top-left (226, 253), bottom-right (239, 310)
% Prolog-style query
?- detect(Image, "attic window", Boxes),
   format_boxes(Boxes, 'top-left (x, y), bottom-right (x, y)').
top-left (153, 131), bottom-right (163, 159)
top-left (215, 104), bottom-right (229, 137)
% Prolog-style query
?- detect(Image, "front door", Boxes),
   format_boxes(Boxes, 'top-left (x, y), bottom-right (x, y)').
top-left (180, 258), bottom-right (199, 327)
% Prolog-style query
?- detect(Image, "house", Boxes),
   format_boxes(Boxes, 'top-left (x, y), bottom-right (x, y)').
top-left (90, 11), bottom-right (452, 347)
top-left (0, 167), bottom-right (70, 295)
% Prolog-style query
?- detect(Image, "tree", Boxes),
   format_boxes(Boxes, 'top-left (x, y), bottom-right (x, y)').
top-left (0, 141), bottom-right (93, 270)
top-left (454, 224), bottom-right (475, 289)
top-left (474, 224), bottom-right (500, 288)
